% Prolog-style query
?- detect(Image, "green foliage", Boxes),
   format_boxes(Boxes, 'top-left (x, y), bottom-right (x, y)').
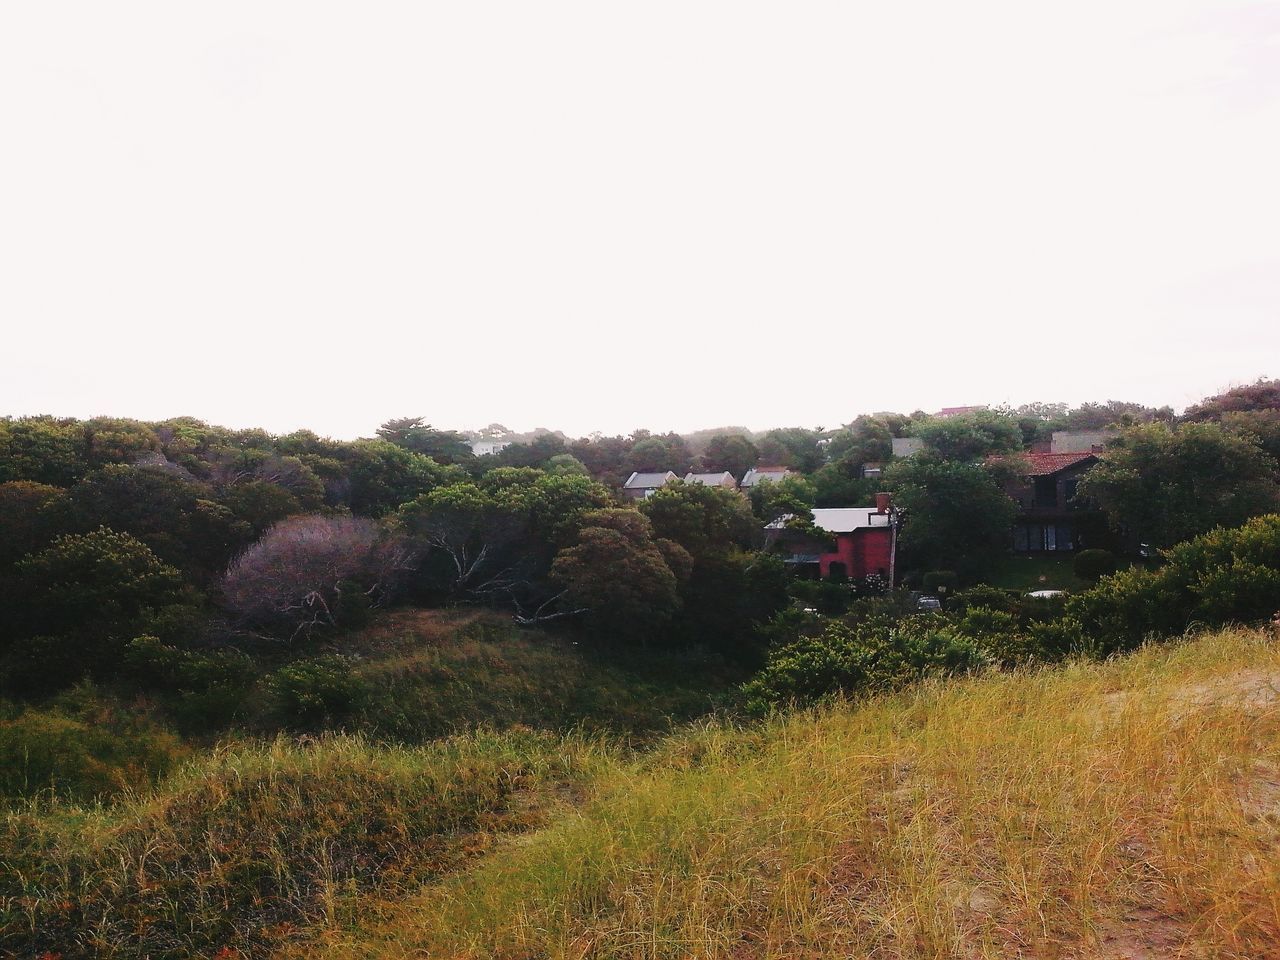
top-left (742, 614), bottom-right (988, 712)
top-left (907, 409), bottom-right (1022, 461)
top-left (747, 474), bottom-right (817, 523)
top-left (0, 687), bottom-right (187, 801)
top-left (377, 416), bottom-right (475, 464)
top-left (702, 434), bottom-right (758, 478)
top-left (1074, 548), bottom-right (1118, 583)
top-left (0, 480), bottom-right (66, 568)
top-left (810, 461), bottom-right (876, 508)
top-left (755, 427), bottom-right (826, 473)
top-left (0, 732), bottom-right (561, 957)
top-left (269, 656), bottom-right (372, 728)
top-left (884, 457), bottom-right (1018, 579)
top-left (640, 480), bottom-right (758, 559)
top-left (952, 584), bottom-right (1018, 614)
top-left (220, 479), bottom-right (303, 536)
top-left (0, 416), bottom-right (88, 486)
top-left (550, 511), bottom-right (683, 641)
top-left (1066, 514), bottom-right (1280, 651)
top-left (1077, 422), bottom-right (1279, 549)
top-left (60, 465), bottom-right (251, 576)
top-left (6, 529), bottom-right (187, 685)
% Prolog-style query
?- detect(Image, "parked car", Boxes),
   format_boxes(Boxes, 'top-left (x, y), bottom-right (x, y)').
top-left (1026, 589), bottom-right (1066, 599)
top-left (916, 595), bottom-right (943, 611)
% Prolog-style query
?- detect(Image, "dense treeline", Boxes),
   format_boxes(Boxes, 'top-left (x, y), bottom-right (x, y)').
top-left (1, 380), bottom-right (1277, 728)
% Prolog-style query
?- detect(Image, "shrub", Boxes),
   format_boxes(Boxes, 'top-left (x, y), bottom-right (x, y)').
top-left (222, 514), bottom-right (411, 639)
top-left (1066, 515), bottom-right (1280, 651)
top-left (1074, 548), bottom-right (1117, 583)
top-left (269, 656), bottom-right (371, 728)
top-left (743, 614), bottom-right (989, 712)
top-left (952, 584), bottom-right (1018, 614)
top-left (0, 688), bottom-right (187, 801)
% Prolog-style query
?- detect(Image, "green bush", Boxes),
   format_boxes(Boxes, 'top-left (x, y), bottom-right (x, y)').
top-left (742, 614), bottom-right (988, 713)
top-left (0, 688), bottom-right (187, 801)
top-left (269, 656), bottom-right (371, 728)
top-left (953, 607), bottom-right (1035, 666)
top-left (952, 584), bottom-right (1018, 614)
top-left (1066, 514), bottom-right (1280, 651)
top-left (1073, 548), bottom-right (1117, 583)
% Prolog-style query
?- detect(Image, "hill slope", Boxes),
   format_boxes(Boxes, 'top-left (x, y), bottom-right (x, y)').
top-left (294, 626), bottom-right (1280, 960)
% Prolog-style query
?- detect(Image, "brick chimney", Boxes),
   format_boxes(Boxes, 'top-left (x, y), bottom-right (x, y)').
top-left (875, 492), bottom-right (892, 514)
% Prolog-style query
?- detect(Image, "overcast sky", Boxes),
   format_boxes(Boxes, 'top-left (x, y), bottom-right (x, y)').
top-left (2, 2), bottom-right (1278, 439)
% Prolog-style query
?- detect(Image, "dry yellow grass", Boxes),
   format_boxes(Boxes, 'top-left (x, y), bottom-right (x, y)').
top-left (287, 626), bottom-right (1280, 960)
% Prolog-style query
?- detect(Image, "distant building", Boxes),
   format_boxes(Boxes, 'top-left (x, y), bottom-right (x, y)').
top-left (469, 438), bottom-right (511, 457)
top-left (684, 471), bottom-right (738, 491)
top-left (993, 451), bottom-right (1108, 552)
top-left (1050, 430), bottom-right (1117, 454)
top-left (740, 466), bottom-right (791, 489)
top-left (891, 437), bottom-right (924, 459)
top-left (622, 471), bottom-right (679, 500)
top-left (768, 495), bottom-right (896, 581)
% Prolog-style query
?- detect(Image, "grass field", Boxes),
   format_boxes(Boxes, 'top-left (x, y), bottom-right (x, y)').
top-left (292, 625), bottom-right (1280, 959)
top-left (7, 625), bottom-right (1279, 958)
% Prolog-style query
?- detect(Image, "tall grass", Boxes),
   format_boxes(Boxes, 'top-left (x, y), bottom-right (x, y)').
top-left (0, 729), bottom-right (614, 958)
top-left (299, 626), bottom-right (1280, 959)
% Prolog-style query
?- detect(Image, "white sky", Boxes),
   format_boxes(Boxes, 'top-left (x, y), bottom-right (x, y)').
top-left (2, 2), bottom-right (1278, 439)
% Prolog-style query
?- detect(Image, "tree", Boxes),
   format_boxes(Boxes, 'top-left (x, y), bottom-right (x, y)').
top-left (376, 416), bottom-right (474, 465)
top-left (1077, 422), bottom-right (1280, 549)
top-left (341, 440), bottom-right (455, 516)
top-left (1183, 379), bottom-right (1280, 462)
top-left (747, 475), bottom-right (817, 523)
top-left (221, 515), bottom-right (411, 639)
top-left (0, 417), bottom-right (88, 486)
top-left (756, 427), bottom-right (826, 473)
top-left (639, 480), bottom-right (758, 559)
top-left (907, 410), bottom-right (1022, 462)
top-left (824, 415), bottom-right (894, 468)
top-left (545, 454), bottom-right (590, 477)
top-left (549, 510), bottom-right (683, 640)
top-left (0, 481), bottom-right (66, 568)
top-left (883, 457), bottom-right (1019, 579)
top-left (220, 480), bottom-right (304, 537)
top-left (810, 462), bottom-right (876, 508)
top-left (702, 434), bottom-right (759, 479)
top-left (6, 528), bottom-right (187, 682)
top-left (396, 483), bottom-right (524, 599)
top-left (59, 465), bottom-right (251, 577)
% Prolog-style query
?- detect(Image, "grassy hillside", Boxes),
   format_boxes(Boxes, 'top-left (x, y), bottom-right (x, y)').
top-left (7, 626), bottom-right (1278, 958)
top-left (293, 625), bottom-right (1280, 959)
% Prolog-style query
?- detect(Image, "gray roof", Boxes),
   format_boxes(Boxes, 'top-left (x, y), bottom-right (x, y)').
top-left (741, 467), bottom-right (790, 487)
top-left (623, 471), bottom-right (678, 489)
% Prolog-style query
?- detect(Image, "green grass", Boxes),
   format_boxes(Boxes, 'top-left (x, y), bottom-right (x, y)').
top-left (984, 553), bottom-right (1091, 592)
top-left (0, 728), bottom-right (617, 958)
top-left (334, 609), bottom-right (747, 740)
top-left (293, 625), bottom-right (1280, 960)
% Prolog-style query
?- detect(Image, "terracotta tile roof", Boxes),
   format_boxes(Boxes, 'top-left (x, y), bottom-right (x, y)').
top-left (1005, 451), bottom-right (1100, 477)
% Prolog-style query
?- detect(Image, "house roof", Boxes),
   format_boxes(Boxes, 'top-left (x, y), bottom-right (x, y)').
top-left (766, 507), bottom-right (890, 533)
top-left (741, 466), bottom-right (790, 486)
top-left (1003, 451), bottom-right (1099, 477)
top-left (684, 472), bottom-right (734, 485)
top-left (623, 471), bottom-right (678, 489)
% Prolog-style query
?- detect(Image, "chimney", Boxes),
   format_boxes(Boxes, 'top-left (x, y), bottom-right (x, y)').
top-left (875, 492), bottom-right (892, 514)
